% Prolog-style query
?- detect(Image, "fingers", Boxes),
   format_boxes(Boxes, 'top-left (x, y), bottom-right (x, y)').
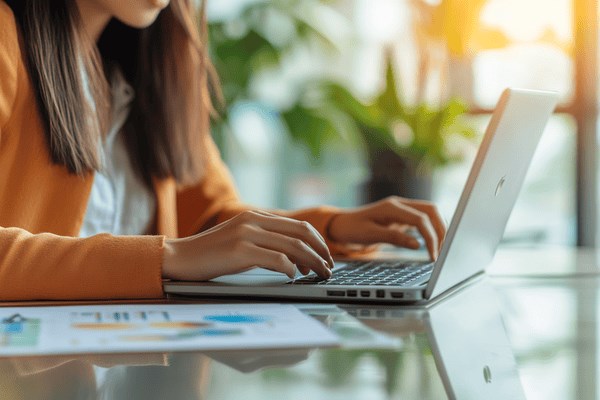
top-left (251, 210), bottom-right (329, 243)
top-left (243, 210), bottom-right (335, 269)
top-left (251, 228), bottom-right (332, 279)
top-left (243, 242), bottom-right (331, 280)
top-left (375, 198), bottom-right (441, 260)
top-left (297, 266), bottom-right (312, 275)
top-left (243, 243), bottom-right (298, 279)
top-left (226, 210), bottom-right (334, 278)
top-left (399, 199), bottom-right (446, 250)
top-left (397, 206), bottom-right (439, 260)
top-left (359, 223), bottom-right (423, 250)
top-left (164, 210), bottom-right (335, 282)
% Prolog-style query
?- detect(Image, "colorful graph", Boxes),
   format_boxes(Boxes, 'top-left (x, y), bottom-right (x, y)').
top-left (121, 328), bottom-right (243, 342)
top-left (204, 314), bottom-right (269, 324)
top-left (0, 316), bottom-right (41, 347)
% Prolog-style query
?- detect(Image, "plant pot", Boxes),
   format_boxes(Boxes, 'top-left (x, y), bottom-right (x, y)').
top-left (362, 150), bottom-right (432, 203)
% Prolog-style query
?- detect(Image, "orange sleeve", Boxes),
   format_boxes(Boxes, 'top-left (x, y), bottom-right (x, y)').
top-left (0, 228), bottom-right (166, 300)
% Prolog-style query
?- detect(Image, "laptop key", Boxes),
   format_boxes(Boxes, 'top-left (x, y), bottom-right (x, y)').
top-left (289, 261), bottom-right (434, 286)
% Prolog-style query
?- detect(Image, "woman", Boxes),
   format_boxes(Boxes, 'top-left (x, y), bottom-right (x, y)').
top-left (0, 0), bottom-right (445, 300)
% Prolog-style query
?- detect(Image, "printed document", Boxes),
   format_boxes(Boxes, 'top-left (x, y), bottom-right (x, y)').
top-left (0, 303), bottom-right (339, 356)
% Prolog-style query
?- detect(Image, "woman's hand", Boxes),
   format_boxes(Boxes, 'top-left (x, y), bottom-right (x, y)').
top-left (326, 196), bottom-right (446, 260)
top-left (162, 210), bottom-right (335, 281)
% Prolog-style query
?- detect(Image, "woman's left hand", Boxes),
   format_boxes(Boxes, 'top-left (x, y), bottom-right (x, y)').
top-left (326, 196), bottom-right (446, 260)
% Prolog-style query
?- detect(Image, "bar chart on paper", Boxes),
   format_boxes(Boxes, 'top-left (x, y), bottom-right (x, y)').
top-left (0, 304), bottom-right (339, 356)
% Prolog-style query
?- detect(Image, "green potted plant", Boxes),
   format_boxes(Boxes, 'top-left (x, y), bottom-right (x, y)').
top-left (281, 0), bottom-right (516, 202)
top-left (284, 51), bottom-right (478, 201)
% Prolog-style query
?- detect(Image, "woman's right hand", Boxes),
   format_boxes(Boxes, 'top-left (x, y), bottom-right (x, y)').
top-left (161, 210), bottom-right (335, 281)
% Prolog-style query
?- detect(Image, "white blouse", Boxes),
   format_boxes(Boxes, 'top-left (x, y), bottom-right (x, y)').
top-left (79, 70), bottom-right (156, 237)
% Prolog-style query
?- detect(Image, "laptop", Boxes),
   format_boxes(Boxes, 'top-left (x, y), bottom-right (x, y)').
top-left (164, 88), bottom-right (558, 304)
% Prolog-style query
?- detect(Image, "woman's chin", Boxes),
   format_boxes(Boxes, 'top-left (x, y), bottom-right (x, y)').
top-left (150, 0), bottom-right (170, 9)
top-left (120, 9), bottom-right (164, 29)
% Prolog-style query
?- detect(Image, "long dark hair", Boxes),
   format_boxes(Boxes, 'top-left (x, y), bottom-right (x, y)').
top-left (6, 0), bottom-right (214, 186)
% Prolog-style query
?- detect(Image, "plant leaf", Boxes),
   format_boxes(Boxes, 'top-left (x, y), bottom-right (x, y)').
top-left (374, 48), bottom-right (405, 121)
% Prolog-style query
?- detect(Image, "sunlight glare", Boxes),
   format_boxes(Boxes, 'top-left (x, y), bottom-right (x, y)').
top-left (480, 0), bottom-right (571, 42)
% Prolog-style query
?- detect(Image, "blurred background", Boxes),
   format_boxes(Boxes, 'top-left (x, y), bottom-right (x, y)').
top-left (206, 0), bottom-right (595, 248)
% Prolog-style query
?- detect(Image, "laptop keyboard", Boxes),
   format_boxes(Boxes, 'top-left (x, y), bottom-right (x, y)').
top-left (289, 260), bottom-right (434, 287)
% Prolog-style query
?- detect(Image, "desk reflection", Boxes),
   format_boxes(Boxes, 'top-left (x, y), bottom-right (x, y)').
top-left (0, 280), bottom-right (523, 400)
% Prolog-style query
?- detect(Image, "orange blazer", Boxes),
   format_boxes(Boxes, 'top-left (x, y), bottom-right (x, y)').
top-left (0, 3), bottom-right (346, 301)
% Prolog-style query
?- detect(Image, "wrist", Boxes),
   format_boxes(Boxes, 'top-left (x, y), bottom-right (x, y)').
top-left (325, 212), bottom-right (345, 244)
top-left (161, 238), bottom-right (178, 279)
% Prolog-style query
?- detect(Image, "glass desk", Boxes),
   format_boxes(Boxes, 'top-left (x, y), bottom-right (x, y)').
top-left (0, 246), bottom-right (598, 400)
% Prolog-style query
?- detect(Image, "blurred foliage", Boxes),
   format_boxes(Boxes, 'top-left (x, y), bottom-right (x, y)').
top-left (293, 51), bottom-right (478, 168)
top-left (207, 0), bottom-right (338, 153)
top-left (207, 0), bottom-right (477, 168)
top-left (209, 0), bottom-right (337, 105)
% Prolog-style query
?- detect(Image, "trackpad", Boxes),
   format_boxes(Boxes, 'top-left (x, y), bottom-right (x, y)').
top-left (210, 261), bottom-right (348, 286)
top-left (210, 268), bottom-right (293, 286)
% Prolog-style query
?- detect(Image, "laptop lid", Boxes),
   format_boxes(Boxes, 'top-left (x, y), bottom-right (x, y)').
top-left (425, 88), bottom-right (558, 300)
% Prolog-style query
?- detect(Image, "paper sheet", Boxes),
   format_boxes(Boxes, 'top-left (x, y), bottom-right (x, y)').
top-left (0, 304), bottom-right (339, 356)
